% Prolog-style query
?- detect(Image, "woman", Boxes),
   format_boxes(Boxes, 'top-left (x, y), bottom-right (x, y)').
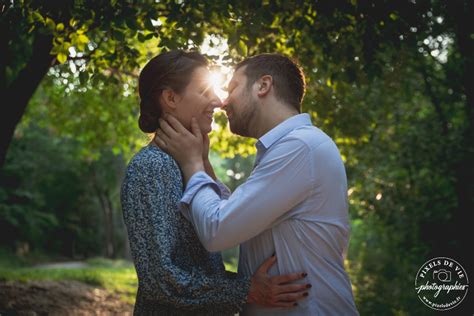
top-left (121, 50), bottom-right (307, 315)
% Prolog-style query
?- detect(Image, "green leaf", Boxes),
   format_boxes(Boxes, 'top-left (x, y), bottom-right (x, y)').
top-left (77, 34), bottom-right (89, 44)
top-left (32, 11), bottom-right (45, 24)
top-left (45, 17), bottom-right (56, 31)
top-left (69, 18), bottom-right (77, 27)
top-left (237, 40), bottom-right (248, 56)
top-left (50, 44), bottom-right (61, 55)
top-left (57, 53), bottom-right (67, 64)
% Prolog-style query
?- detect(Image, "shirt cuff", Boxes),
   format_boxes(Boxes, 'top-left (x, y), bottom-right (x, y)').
top-left (180, 171), bottom-right (220, 204)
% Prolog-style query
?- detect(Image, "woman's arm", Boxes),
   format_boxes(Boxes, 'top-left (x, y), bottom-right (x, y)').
top-left (121, 151), bottom-right (249, 313)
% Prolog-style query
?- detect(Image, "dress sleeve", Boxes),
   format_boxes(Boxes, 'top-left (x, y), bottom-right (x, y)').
top-left (121, 152), bottom-right (251, 312)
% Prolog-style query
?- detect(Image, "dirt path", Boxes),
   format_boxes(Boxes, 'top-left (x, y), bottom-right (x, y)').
top-left (33, 262), bottom-right (89, 269)
top-left (0, 280), bottom-right (133, 315)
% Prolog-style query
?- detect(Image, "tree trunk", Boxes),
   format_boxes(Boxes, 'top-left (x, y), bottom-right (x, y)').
top-left (0, 33), bottom-right (54, 169)
top-left (450, 0), bottom-right (473, 253)
top-left (104, 189), bottom-right (116, 258)
top-left (446, 1), bottom-right (474, 312)
top-left (92, 181), bottom-right (115, 258)
top-left (90, 167), bottom-right (116, 258)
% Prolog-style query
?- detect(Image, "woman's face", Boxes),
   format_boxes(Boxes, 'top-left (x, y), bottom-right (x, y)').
top-left (172, 67), bottom-right (221, 134)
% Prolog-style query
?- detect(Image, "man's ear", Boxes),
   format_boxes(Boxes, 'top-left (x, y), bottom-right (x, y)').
top-left (160, 88), bottom-right (179, 110)
top-left (256, 75), bottom-right (272, 98)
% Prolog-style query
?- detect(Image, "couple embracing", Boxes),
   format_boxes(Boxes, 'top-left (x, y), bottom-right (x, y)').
top-left (121, 50), bottom-right (359, 316)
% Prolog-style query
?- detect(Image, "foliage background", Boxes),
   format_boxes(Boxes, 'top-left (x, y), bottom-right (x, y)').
top-left (1, 1), bottom-right (472, 315)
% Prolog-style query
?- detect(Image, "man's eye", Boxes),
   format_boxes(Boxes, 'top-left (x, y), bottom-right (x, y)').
top-left (224, 84), bottom-right (235, 93)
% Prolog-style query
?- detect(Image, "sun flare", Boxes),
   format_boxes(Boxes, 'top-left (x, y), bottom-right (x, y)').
top-left (200, 35), bottom-right (233, 101)
top-left (199, 35), bottom-right (234, 130)
top-left (207, 69), bottom-right (231, 101)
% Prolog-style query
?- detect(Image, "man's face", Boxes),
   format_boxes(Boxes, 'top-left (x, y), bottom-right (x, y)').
top-left (222, 66), bottom-right (257, 137)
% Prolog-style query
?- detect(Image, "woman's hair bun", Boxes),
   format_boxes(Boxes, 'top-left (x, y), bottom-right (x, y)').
top-left (138, 99), bottom-right (160, 133)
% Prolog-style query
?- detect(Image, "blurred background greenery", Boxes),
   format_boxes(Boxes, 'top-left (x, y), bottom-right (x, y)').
top-left (1, 1), bottom-right (472, 315)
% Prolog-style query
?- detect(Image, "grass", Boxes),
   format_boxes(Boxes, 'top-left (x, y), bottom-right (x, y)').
top-left (85, 259), bottom-right (138, 304)
top-left (0, 249), bottom-right (240, 305)
top-left (222, 247), bottom-right (239, 272)
top-left (0, 251), bottom-right (138, 304)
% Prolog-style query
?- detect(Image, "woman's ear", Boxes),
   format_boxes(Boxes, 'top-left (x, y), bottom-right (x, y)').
top-left (160, 88), bottom-right (180, 110)
top-left (256, 75), bottom-right (272, 97)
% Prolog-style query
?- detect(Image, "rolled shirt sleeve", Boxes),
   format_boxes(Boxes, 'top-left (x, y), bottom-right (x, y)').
top-left (180, 138), bottom-right (313, 252)
top-left (180, 172), bottom-right (230, 221)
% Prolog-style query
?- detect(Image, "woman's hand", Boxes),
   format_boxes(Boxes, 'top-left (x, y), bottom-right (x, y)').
top-left (248, 255), bottom-right (311, 308)
top-left (202, 132), bottom-right (210, 162)
top-left (154, 115), bottom-right (205, 183)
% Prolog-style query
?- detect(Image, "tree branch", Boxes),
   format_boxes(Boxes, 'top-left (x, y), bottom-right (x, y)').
top-left (419, 60), bottom-right (449, 136)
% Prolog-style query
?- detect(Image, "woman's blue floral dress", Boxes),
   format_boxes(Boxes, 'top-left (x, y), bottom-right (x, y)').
top-left (121, 145), bottom-right (251, 315)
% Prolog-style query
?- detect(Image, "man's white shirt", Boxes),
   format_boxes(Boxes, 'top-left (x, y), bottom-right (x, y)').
top-left (180, 114), bottom-right (359, 315)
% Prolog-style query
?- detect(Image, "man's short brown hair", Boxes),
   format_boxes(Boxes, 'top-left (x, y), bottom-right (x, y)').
top-left (235, 53), bottom-right (306, 113)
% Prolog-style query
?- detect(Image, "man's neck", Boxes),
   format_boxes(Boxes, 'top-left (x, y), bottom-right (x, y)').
top-left (253, 104), bottom-right (299, 139)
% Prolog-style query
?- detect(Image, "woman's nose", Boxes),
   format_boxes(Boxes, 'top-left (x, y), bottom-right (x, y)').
top-left (221, 97), bottom-right (229, 109)
top-left (209, 91), bottom-right (223, 108)
top-left (210, 99), bottom-right (222, 109)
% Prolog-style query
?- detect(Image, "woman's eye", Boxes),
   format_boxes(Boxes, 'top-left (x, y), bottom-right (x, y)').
top-left (200, 88), bottom-right (211, 97)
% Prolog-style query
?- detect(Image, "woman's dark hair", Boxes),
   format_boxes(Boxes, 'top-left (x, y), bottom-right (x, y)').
top-left (138, 50), bottom-right (208, 133)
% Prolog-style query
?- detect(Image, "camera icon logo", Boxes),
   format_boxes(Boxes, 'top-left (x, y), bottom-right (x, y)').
top-left (416, 257), bottom-right (469, 311)
top-left (433, 269), bottom-right (451, 282)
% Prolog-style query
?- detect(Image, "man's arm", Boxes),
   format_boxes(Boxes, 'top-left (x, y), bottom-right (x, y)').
top-left (155, 114), bottom-right (313, 252)
top-left (183, 138), bottom-right (312, 252)
top-left (122, 152), bottom-right (309, 310)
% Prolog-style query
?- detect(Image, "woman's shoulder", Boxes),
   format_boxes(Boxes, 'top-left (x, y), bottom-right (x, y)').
top-left (126, 145), bottom-right (179, 176)
top-left (129, 144), bottom-right (175, 167)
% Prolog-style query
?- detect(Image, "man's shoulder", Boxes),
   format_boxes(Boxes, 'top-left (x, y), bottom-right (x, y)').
top-left (284, 125), bottom-right (333, 150)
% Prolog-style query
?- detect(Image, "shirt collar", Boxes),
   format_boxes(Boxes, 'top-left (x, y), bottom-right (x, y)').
top-left (257, 113), bottom-right (312, 150)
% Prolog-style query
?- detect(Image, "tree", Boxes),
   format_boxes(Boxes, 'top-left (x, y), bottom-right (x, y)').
top-left (2, 1), bottom-right (473, 312)
top-left (0, 0), bottom-right (216, 168)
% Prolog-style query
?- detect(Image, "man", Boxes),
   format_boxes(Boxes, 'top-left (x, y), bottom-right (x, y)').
top-left (155, 53), bottom-right (359, 315)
